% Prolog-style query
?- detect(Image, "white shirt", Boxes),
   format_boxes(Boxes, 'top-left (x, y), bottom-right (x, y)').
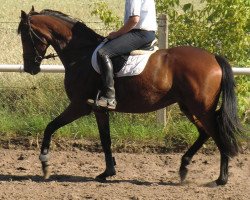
top-left (124, 0), bottom-right (157, 31)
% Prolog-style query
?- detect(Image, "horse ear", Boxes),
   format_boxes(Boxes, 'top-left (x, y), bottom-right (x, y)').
top-left (21, 10), bottom-right (28, 20)
top-left (30, 5), bottom-right (35, 13)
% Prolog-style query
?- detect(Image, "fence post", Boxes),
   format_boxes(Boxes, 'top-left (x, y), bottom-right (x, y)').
top-left (156, 14), bottom-right (168, 126)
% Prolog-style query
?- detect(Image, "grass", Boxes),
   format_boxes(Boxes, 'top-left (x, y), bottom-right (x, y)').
top-left (0, 71), bottom-right (199, 149)
top-left (0, 72), bottom-right (199, 149)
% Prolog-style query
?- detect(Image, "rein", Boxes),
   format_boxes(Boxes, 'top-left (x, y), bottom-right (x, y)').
top-left (24, 14), bottom-right (58, 63)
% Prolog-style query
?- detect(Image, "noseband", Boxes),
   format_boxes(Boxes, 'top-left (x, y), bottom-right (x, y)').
top-left (23, 15), bottom-right (58, 64)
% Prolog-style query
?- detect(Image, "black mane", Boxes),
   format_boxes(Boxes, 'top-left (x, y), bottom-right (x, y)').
top-left (40, 9), bottom-right (78, 25)
top-left (18, 9), bottom-right (104, 43)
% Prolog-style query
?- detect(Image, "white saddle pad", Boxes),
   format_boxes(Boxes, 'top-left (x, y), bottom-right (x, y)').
top-left (91, 39), bottom-right (152, 77)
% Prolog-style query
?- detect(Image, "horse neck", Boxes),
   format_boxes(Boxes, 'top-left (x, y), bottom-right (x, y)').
top-left (45, 19), bottom-right (103, 67)
top-left (31, 15), bottom-right (71, 49)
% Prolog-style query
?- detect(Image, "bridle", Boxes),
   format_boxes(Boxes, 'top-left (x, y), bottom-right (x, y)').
top-left (23, 14), bottom-right (58, 64)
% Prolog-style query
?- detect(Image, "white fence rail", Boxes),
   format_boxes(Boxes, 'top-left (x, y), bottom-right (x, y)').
top-left (0, 63), bottom-right (249, 127)
top-left (0, 64), bottom-right (64, 73)
top-left (232, 67), bottom-right (250, 75)
top-left (0, 64), bottom-right (249, 75)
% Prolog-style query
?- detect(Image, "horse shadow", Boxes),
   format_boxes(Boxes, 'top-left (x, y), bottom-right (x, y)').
top-left (0, 174), bottom-right (180, 186)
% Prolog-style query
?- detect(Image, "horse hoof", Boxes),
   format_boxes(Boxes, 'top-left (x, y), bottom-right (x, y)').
top-left (216, 178), bottom-right (227, 186)
top-left (95, 170), bottom-right (116, 182)
top-left (95, 174), bottom-right (107, 182)
top-left (42, 162), bottom-right (51, 180)
top-left (179, 167), bottom-right (188, 183)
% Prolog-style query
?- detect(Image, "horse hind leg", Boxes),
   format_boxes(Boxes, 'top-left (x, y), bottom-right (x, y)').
top-left (178, 104), bottom-right (210, 183)
top-left (208, 123), bottom-right (230, 185)
top-left (179, 128), bottom-right (209, 183)
top-left (199, 113), bottom-right (230, 186)
top-left (216, 151), bottom-right (229, 185)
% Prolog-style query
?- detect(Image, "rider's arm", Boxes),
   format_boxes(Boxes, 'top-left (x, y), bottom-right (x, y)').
top-left (107, 15), bottom-right (139, 39)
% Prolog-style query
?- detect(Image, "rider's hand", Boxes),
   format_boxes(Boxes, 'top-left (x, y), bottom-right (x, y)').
top-left (107, 31), bottom-right (120, 40)
top-left (107, 16), bottom-right (139, 40)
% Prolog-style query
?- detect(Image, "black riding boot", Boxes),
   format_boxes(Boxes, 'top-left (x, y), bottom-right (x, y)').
top-left (87, 55), bottom-right (117, 110)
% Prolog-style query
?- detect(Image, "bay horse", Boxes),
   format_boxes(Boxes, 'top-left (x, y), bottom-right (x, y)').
top-left (18, 7), bottom-right (242, 185)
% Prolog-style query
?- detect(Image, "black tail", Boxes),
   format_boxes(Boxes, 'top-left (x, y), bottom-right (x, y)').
top-left (215, 55), bottom-right (242, 157)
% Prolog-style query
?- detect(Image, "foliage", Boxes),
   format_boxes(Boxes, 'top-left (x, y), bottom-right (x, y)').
top-left (91, 0), bottom-right (249, 63)
top-left (235, 76), bottom-right (250, 116)
top-left (91, 1), bottom-right (122, 30)
top-left (156, 0), bottom-right (250, 64)
top-left (92, 0), bottom-right (250, 65)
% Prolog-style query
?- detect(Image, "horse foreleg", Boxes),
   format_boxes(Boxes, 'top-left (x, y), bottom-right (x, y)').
top-left (179, 128), bottom-right (210, 183)
top-left (39, 102), bottom-right (90, 179)
top-left (94, 110), bottom-right (116, 181)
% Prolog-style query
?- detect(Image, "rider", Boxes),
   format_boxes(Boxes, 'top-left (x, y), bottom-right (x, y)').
top-left (87, 0), bottom-right (157, 110)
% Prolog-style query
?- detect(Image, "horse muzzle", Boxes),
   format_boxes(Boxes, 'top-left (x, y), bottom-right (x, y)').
top-left (24, 65), bottom-right (41, 75)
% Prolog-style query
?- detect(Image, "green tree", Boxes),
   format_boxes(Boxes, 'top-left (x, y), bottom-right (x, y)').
top-left (91, 1), bottom-right (122, 30)
top-left (157, 0), bottom-right (250, 64)
top-left (92, 0), bottom-right (249, 64)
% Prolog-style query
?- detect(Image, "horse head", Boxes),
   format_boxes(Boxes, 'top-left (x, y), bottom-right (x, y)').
top-left (18, 7), bottom-right (104, 75)
top-left (18, 7), bottom-right (50, 75)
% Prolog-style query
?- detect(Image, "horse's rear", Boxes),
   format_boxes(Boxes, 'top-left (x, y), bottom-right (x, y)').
top-left (116, 46), bottom-right (222, 115)
top-left (117, 46), bottom-right (241, 185)
top-left (166, 46), bottom-right (222, 117)
top-left (158, 46), bottom-right (240, 155)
